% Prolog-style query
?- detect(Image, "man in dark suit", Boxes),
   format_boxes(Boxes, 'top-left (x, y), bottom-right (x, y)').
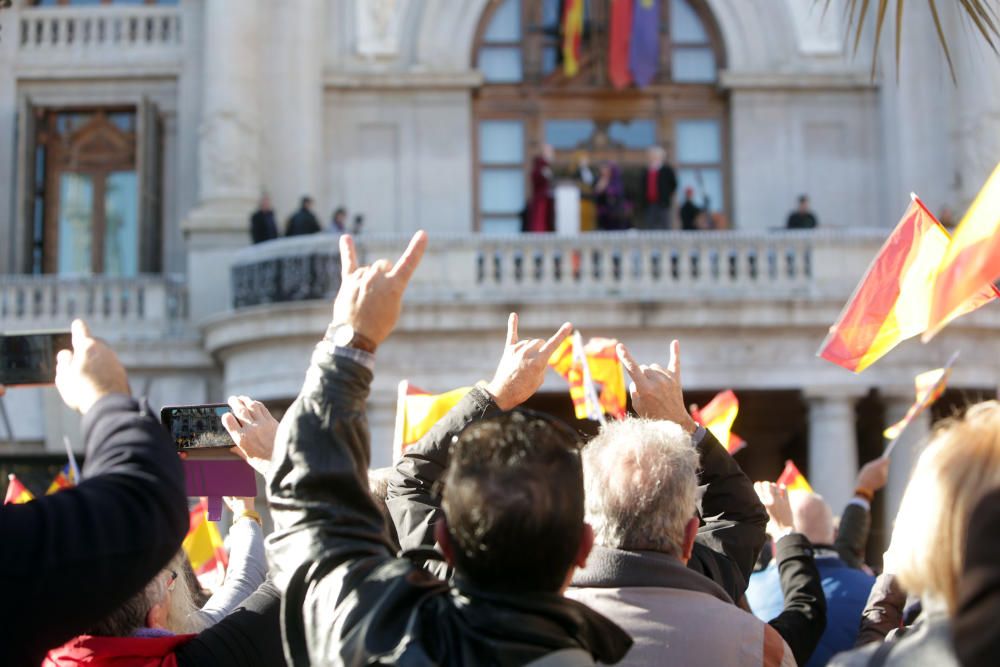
top-left (249, 194), bottom-right (278, 244)
top-left (285, 196), bottom-right (321, 237)
top-left (640, 146), bottom-right (677, 230)
top-left (786, 195), bottom-right (819, 229)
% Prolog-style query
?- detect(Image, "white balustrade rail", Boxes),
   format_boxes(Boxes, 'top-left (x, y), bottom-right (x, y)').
top-left (18, 6), bottom-right (182, 56)
top-left (229, 229), bottom-right (889, 308)
top-left (0, 275), bottom-right (187, 339)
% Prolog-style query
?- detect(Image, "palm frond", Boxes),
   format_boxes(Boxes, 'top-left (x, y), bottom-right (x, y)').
top-left (832, 0), bottom-right (1000, 83)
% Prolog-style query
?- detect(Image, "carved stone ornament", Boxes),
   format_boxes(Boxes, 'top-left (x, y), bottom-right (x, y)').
top-left (198, 111), bottom-right (258, 197)
top-left (356, 0), bottom-right (410, 57)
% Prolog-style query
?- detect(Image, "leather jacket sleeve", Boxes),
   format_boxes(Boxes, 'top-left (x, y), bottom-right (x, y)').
top-left (855, 573), bottom-right (906, 647)
top-left (766, 533), bottom-right (827, 667)
top-left (265, 347), bottom-right (396, 665)
top-left (687, 427), bottom-right (769, 600)
top-left (834, 501), bottom-right (871, 570)
top-left (954, 487), bottom-right (1000, 667)
top-left (386, 386), bottom-right (502, 552)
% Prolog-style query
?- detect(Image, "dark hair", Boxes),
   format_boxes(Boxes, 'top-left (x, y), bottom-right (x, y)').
top-left (798, 194), bottom-right (809, 204)
top-left (333, 207), bottom-right (347, 218)
top-left (441, 411), bottom-right (585, 593)
top-left (301, 196), bottom-right (313, 207)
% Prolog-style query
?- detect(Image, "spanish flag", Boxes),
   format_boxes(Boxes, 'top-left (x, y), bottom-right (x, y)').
top-left (776, 460), bottom-right (813, 494)
top-left (183, 498), bottom-right (228, 585)
top-left (393, 381), bottom-right (472, 455)
top-left (692, 390), bottom-right (747, 454)
top-left (549, 333), bottom-right (627, 421)
top-left (4, 474), bottom-right (35, 505)
top-left (562, 0), bottom-right (584, 77)
top-left (818, 197), bottom-right (997, 373)
top-left (45, 463), bottom-right (76, 495)
top-left (925, 161), bottom-right (1000, 340)
top-left (883, 357), bottom-right (955, 441)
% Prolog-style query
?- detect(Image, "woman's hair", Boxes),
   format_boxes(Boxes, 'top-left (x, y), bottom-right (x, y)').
top-left (891, 400), bottom-right (1000, 613)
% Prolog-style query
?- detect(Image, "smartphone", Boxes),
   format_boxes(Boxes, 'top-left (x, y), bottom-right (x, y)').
top-left (161, 403), bottom-right (239, 451)
top-left (0, 330), bottom-right (72, 386)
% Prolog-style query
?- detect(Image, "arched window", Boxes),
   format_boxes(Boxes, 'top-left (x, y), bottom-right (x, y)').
top-left (473, 0), bottom-right (728, 233)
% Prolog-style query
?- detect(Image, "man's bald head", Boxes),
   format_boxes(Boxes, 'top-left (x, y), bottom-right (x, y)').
top-left (790, 492), bottom-right (835, 545)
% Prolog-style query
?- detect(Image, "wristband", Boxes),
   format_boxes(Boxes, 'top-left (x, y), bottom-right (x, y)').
top-left (234, 509), bottom-right (262, 526)
top-left (854, 487), bottom-right (875, 503)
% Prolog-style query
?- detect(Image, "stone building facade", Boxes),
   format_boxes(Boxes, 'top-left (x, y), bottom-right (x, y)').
top-left (1, 0), bottom-right (999, 554)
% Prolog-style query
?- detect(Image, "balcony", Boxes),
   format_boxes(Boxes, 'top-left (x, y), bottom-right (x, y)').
top-left (0, 274), bottom-right (188, 341)
top-left (14, 5), bottom-right (183, 76)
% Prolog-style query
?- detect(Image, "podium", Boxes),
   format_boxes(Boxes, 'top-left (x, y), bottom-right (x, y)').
top-left (554, 181), bottom-right (581, 236)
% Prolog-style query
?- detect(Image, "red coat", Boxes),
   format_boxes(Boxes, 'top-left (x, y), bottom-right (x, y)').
top-left (43, 634), bottom-right (195, 667)
top-left (527, 156), bottom-right (554, 233)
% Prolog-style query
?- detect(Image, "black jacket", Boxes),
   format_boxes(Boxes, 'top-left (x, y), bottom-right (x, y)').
top-left (285, 207), bottom-right (321, 236)
top-left (640, 165), bottom-right (678, 208)
top-left (266, 349), bottom-right (632, 666)
top-left (250, 209), bottom-right (278, 244)
top-left (954, 487), bottom-right (1000, 667)
top-left (0, 394), bottom-right (188, 665)
top-left (834, 501), bottom-right (871, 570)
top-left (387, 390), bottom-right (768, 604)
top-left (768, 533), bottom-right (828, 666)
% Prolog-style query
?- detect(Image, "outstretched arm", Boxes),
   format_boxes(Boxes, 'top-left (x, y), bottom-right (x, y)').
top-left (0, 320), bottom-right (188, 665)
top-left (618, 341), bottom-right (767, 598)
top-left (387, 312), bottom-right (572, 552)
top-left (834, 457), bottom-right (888, 569)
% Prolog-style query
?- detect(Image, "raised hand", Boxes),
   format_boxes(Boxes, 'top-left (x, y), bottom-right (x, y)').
top-left (484, 313), bottom-right (572, 411)
top-left (856, 457), bottom-right (890, 495)
top-left (332, 231), bottom-right (428, 347)
top-left (617, 340), bottom-right (697, 433)
top-left (755, 481), bottom-right (795, 538)
top-left (222, 395), bottom-right (279, 476)
top-left (55, 319), bottom-right (130, 414)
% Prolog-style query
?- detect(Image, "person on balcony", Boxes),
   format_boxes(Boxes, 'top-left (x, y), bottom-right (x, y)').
top-left (285, 196), bottom-right (321, 237)
top-left (640, 145), bottom-right (678, 230)
top-left (786, 195), bottom-right (819, 229)
top-left (249, 194), bottom-right (278, 244)
top-left (680, 186), bottom-right (710, 231)
top-left (571, 150), bottom-right (597, 232)
top-left (595, 161), bottom-right (632, 231)
top-left (331, 206), bottom-right (348, 234)
top-left (525, 144), bottom-right (555, 233)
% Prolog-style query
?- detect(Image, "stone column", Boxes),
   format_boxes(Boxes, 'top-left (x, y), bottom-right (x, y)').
top-left (881, 393), bottom-right (933, 531)
top-left (182, 0), bottom-right (262, 321)
top-left (804, 388), bottom-right (864, 513)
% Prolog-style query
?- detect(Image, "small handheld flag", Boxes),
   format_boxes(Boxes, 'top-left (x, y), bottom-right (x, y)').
top-left (45, 463), bottom-right (76, 495)
top-left (691, 390), bottom-right (747, 454)
top-left (4, 474), bottom-right (35, 505)
top-left (183, 498), bottom-right (228, 589)
top-left (882, 352), bottom-right (958, 458)
top-left (776, 460), bottom-right (813, 494)
top-left (393, 382), bottom-right (472, 457)
top-left (548, 333), bottom-right (627, 422)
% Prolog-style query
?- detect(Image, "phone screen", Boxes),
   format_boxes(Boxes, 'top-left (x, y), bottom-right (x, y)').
top-left (161, 404), bottom-right (236, 451)
top-left (0, 331), bottom-right (72, 385)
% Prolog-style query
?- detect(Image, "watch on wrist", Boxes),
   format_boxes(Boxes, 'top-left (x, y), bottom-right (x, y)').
top-left (327, 323), bottom-right (377, 353)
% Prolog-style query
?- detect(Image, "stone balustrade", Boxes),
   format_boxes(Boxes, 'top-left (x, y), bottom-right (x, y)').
top-left (17, 6), bottom-right (182, 60)
top-left (230, 229), bottom-right (889, 308)
top-left (0, 274), bottom-right (187, 339)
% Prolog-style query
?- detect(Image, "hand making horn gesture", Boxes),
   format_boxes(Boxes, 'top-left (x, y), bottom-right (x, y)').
top-left (484, 313), bottom-right (573, 411)
top-left (616, 339), bottom-right (698, 433)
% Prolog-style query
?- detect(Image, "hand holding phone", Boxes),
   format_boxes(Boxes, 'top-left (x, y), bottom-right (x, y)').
top-left (161, 403), bottom-right (238, 451)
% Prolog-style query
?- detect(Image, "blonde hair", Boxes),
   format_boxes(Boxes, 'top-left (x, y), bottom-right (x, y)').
top-left (891, 401), bottom-right (1000, 613)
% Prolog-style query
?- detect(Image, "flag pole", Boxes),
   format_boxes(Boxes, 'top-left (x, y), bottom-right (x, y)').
top-left (882, 350), bottom-right (961, 459)
top-left (63, 436), bottom-right (81, 481)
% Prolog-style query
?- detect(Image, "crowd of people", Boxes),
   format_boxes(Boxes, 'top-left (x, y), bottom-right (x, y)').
top-left (249, 194), bottom-right (362, 244)
top-left (3, 231), bottom-right (1000, 666)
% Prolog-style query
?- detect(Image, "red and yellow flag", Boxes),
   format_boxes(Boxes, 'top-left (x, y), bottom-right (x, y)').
top-left (818, 197), bottom-right (997, 373)
top-left (692, 390), bottom-right (747, 454)
top-left (883, 361), bottom-right (954, 441)
top-left (4, 474), bottom-right (35, 505)
top-left (183, 498), bottom-right (228, 586)
top-left (562, 0), bottom-right (584, 77)
top-left (46, 463), bottom-right (76, 495)
top-left (925, 161), bottom-right (1000, 340)
top-left (776, 460), bottom-right (813, 494)
top-left (549, 333), bottom-right (627, 421)
top-left (393, 382), bottom-right (472, 455)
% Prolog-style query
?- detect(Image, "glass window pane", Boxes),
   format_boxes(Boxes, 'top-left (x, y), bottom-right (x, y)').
top-left (542, 46), bottom-right (558, 75)
top-left (57, 173), bottom-right (94, 276)
top-left (104, 171), bottom-right (138, 277)
top-left (672, 47), bottom-right (716, 82)
top-left (108, 112), bottom-right (136, 133)
top-left (676, 119), bottom-right (721, 163)
top-left (480, 169), bottom-right (525, 214)
top-left (542, 0), bottom-right (561, 28)
top-left (481, 217), bottom-right (523, 235)
top-left (671, 0), bottom-right (708, 43)
top-left (678, 168), bottom-right (723, 212)
top-left (608, 119), bottom-right (657, 149)
top-left (544, 120), bottom-right (595, 150)
top-left (480, 121), bottom-right (524, 164)
top-left (484, 0), bottom-right (521, 41)
top-left (479, 47), bottom-right (523, 83)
